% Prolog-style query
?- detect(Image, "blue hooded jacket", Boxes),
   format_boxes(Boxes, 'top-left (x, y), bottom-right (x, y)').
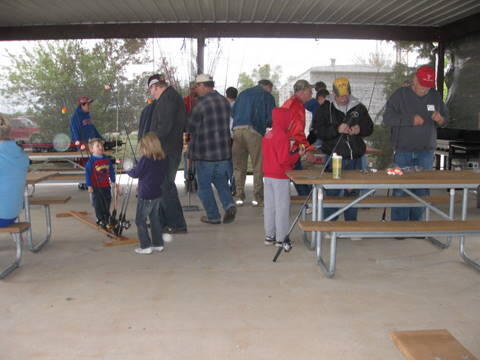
top-left (0, 141), bottom-right (29, 220)
top-left (70, 106), bottom-right (102, 142)
top-left (232, 85), bottom-right (276, 136)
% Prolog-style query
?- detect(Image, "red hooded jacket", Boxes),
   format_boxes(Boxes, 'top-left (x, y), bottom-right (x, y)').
top-left (281, 95), bottom-right (313, 152)
top-left (262, 108), bottom-right (300, 179)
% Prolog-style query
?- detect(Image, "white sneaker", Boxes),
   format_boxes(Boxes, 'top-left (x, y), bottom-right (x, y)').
top-left (152, 246), bottom-right (164, 252)
top-left (134, 247), bottom-right (153, 254)
top-left (235, 199), bottom-right (244, 206)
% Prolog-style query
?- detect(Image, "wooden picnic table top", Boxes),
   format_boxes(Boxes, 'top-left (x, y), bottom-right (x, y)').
top-left (27, 171), bottom-right (59, 185)
top-left (287, 169), bottom-right (480, 186)
top-left (28, 151), bottom-right (114, 158)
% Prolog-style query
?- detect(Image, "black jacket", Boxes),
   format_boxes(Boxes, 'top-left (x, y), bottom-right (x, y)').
top-left (138, 86), bottom-right (187, 155)
top-left (312, 96), bottom-right (373, 159)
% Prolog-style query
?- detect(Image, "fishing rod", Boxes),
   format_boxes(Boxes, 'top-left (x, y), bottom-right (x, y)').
top-left (112, 120), bottom-right (137, 236)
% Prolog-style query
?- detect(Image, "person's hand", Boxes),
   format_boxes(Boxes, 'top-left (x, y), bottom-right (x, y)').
top-left (431, 111), bottom-right (445, 125)
top-left (338, 123), bottom-right (350, 134)
top-left (349, 125), bottom-right (360, 135)
top-left (413, 115), bottom-right (424, 126)
top-left (304, 150), bottom-right (315, 162)
top-left (298, 146), bottom-right (306, 157)
top-left (87, 186), bottom-right (93, 193)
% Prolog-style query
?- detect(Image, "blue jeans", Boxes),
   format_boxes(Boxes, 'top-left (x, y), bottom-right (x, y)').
top-left (324, 158), bottom-right (363, 221)
top-left (135, 197), bottom-right (164, 249)
top-left (391, 151), bottom-right (434, 221)
top-left (196, 160), bottom-right (235, 221)
top-left (0, 218), bottom-right (15, 227)
top-left (293, 159), bottom-right (312, 196)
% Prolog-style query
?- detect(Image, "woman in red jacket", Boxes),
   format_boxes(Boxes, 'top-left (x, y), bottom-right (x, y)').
top-left (262, 108), bottom-right (304, 247)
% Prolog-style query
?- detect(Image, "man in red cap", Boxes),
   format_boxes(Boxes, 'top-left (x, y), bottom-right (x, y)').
top-left (383, 65), bottom-right (448, 222)
top-left (70, 96), bottom-right (102, 144)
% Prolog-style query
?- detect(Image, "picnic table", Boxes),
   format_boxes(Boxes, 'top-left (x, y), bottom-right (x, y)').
top-left (287, 168), bottom-right (480, 277)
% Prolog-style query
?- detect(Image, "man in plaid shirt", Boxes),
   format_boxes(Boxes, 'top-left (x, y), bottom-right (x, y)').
top-left (188, 74), bottom-right (237, 225)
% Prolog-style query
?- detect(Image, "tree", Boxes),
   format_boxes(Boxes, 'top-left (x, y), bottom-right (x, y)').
top-left (1, 39), bottom-right (147, 141)
top-left (237, 64), bottom-right (282, 103)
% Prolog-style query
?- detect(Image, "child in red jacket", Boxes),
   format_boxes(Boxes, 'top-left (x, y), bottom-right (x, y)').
top-left (262, 108), bottom-right (304, 246)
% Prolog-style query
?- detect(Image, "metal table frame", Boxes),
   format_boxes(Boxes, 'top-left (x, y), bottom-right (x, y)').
top-left (25, 172), bottom-right (58, 252)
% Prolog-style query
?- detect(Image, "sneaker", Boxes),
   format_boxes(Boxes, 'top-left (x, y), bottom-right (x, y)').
top-left (305, 207), bottom-right (312, 215)
top-left (163, 226), bottom-right (187, 234)
top-left (235, 199), bottom-right (244, 206)
top-left (251, 200), bottom-right (263, 207)
top-left (275, 240), bottom-right (284, 248)
top-left (200, 216), bottom-right (221, 225)
top-left (151, 246), bottom-right (164, 252)
top-left (134, 247), bottom-right (153, 254)
top-left (223, 206), bottom-right (237, 224)
top-left (264, 236), bottom-right (276, 246)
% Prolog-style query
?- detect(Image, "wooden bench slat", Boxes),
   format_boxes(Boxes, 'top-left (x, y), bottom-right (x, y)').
top-left (299, 220), bottom-right (480, 233)
top-left (0, 222), bottom-right (30, 233)
top-left (29, 196), bottom-right (71, 205)
top-left (291, 195), bottom-right (451, 205)
top-left (390, 329), bottom-right (477, 360)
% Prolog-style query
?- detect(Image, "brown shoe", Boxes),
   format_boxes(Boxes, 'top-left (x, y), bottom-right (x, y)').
top-left (223, 206), bottom-right (237, 224)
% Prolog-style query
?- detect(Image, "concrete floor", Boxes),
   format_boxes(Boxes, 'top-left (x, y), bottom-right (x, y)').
top-left (1, 179), bottom-right (479, 359)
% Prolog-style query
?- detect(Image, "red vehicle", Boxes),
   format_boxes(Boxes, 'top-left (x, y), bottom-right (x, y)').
top-left (9, 117), bottom-right (42, 143)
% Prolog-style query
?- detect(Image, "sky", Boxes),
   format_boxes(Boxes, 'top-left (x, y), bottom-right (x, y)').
top-left (0, 38), bottom-right (397, 113)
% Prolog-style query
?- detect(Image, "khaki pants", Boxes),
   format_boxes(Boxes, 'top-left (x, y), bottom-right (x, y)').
top-left (232, 127), bottom-right (263, 203)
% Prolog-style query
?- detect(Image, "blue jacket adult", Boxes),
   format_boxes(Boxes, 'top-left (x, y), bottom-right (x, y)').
top-left (70, 106), bottom-right (102, 143)
top-left (0, 141), bottom-right (29, 222)
top-left (232, 85), bottom-right (276, 136)
top-left (304, 98), bottom-right (320, 116)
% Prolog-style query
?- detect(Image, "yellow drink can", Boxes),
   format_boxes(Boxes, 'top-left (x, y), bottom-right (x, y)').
top-left (332, 153), bottom-right (342, 179)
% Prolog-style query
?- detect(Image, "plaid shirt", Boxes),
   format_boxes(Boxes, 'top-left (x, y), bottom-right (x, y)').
top-left (188, 90), bottom-right (232, 161)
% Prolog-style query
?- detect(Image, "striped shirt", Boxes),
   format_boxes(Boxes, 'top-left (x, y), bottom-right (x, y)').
top-left (188, 90), bottom-right (232, 161)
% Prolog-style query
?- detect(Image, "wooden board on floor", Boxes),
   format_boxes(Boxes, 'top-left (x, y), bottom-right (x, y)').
top-left (61, 210), bottom-right (138, 247)
top-left (57, 211), bottom-right (88, 218)
top-left (390, 329), bottom-right (477, 360)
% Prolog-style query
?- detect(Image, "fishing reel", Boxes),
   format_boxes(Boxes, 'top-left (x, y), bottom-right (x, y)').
top-left (282, 238), bottom-right (293, 252)
top-left (111, 218), bottom-right (131, 236)
top-left (120, 219), bottom-right (131, 230)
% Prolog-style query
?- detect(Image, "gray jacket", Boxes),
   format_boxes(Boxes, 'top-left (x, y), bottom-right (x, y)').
top-left (383, 86), bottom-right (448, 152)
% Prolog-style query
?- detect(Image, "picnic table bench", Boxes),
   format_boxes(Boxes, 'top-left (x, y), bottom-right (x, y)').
top-left (0, 222), bottom-right (30, 279)
top-left (299, 220), bottom-right (480, 277)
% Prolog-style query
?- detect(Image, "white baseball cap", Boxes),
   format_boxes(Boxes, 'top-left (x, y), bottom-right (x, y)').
top-left (195, 74), bottom-right (214, 83)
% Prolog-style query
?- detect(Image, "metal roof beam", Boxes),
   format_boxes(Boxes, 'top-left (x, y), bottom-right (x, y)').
top-left (440, 12), bottom-right (480, 42)
top-left (0, 22), bottom-right (441, 41)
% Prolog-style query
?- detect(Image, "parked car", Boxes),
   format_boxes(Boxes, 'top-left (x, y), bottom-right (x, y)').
top-left (9, 117), bottom-right (42, 143)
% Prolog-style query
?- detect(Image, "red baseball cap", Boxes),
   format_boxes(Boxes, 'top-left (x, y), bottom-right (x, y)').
top-left (77, 96), bottom-right (94, 106)
top-left (416, 66), bottom-right (436, 88)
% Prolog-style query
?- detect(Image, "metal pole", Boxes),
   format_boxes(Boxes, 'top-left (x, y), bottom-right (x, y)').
top-left (437, 41), bottom-right (445, 99)
top-left (197, 37), bottom-right (205, 74)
